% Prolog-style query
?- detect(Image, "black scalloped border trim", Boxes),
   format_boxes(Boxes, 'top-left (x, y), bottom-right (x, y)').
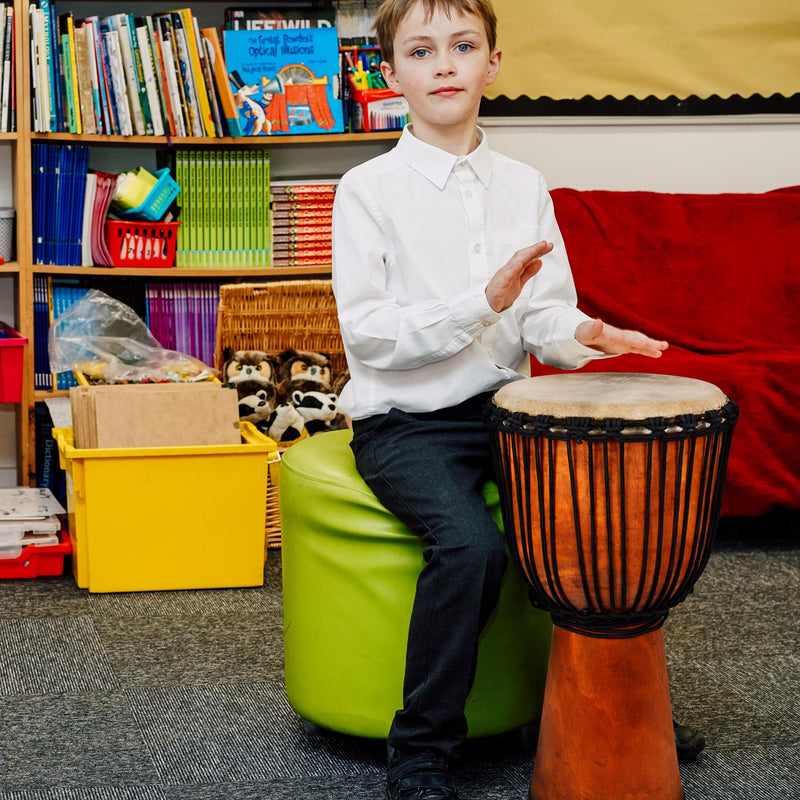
top-left (480, 92), bottom-right (800, 117)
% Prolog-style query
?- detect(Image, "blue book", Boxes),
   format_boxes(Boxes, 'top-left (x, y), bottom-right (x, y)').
top-left (38, 0), bottom-right (59, 131)
top-left (223, 26), bottom-right (344, 136)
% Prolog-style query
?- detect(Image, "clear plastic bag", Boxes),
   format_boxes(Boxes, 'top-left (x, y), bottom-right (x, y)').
top-left (48, 289), bottom-right (218, 384)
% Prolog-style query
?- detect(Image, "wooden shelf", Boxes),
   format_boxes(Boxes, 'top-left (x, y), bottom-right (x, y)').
top-left (31, 264), bottom-right (332, 278)
top-left (10, 0), bottom-right (394, 486)
top-left (30, 131), bottom-right (400, 146)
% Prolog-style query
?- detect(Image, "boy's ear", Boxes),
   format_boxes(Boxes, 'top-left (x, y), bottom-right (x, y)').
top-left (382, 60), bottom-right (403, 95)
top-left (485, 48), bottom-right (502, 86)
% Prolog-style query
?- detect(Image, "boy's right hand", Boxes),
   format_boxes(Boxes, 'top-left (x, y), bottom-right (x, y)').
top-left (486, 241), bottom-right (554, 313)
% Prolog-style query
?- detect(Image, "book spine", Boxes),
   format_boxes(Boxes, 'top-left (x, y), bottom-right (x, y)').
top-left (155, 15), bottom-right (186, 137)
top-left (200, 26), bottom-right (242, 137)
top-left (87, 17), bottom-right (114, 135)
top-left (83, 21), bottom-right (106, 134)
top-left (180, 9), bottom-right (215, 137)
top-left (38, 0), bottom-right (57, 131)
top-left (199, 36), bottom-right (223, 137)
top-left (134, 16), bottom-right (162, 135)
top-left (101, 26), bottom-right (131, 136)
top-left (113, 14), bottom-right (145, 135)
top-left (170, 12), bottom-right (202, 136)
top-left (145, 15), bottom-right (173, 136)
top-left (65, 13), bottom-right (81, 133)
top-left (129, 16), bottom-right (154, 135)
top-left (72, 23), bottom-right (96, 134)
top-left (0, 4), bottom-right (6, 133)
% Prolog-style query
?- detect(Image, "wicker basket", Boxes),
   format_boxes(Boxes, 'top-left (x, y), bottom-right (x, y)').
top-left (216, 280), bottom-right (346, 549)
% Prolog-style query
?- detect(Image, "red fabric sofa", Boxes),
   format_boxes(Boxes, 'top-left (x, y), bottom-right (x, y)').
top-left (532, 186), bottom-right (800, 518)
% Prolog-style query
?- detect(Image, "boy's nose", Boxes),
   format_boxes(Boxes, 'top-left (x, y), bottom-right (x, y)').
top-left (434, 57), bottom-right (456, 77)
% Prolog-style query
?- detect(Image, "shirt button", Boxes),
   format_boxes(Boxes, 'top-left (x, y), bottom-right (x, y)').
top-left (465, 190), bottom-right (473, 199)
top-left (474, 244), bottom-right (481, 253)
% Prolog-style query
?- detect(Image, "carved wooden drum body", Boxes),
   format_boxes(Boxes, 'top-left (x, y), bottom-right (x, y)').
top-left (486, 374), bottom-right (738, 800)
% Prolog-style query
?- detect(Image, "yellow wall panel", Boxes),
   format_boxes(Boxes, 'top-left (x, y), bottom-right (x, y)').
top-left (488, 0), bottom-right (800, 101)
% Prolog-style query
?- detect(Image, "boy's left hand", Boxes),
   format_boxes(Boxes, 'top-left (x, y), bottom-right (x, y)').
top-left (576, 318), bottom-right (668, 358)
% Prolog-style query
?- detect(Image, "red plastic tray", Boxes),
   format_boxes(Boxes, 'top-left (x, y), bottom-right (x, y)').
top-left (0, 526), bottom-right (71, 579)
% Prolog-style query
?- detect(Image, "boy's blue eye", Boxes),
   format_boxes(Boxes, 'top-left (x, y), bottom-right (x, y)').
top-left (412, 48), bottom-right (428, 58)
top-left (456, 43), bottom-right (474, 53)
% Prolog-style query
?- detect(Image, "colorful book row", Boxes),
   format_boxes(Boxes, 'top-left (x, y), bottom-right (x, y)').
top-left (28, 2), bottom-right (238, 137)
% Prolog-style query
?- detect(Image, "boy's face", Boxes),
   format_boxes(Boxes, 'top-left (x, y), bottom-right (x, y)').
top-left (381, 2), bottom-right (501, 141)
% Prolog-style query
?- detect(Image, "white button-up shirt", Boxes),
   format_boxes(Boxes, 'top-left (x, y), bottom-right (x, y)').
top-left (331, 125), bottom-right (604, 420)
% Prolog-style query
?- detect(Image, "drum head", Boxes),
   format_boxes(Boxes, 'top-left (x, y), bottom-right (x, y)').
top-left (493, 374), bottom-right (728, 420)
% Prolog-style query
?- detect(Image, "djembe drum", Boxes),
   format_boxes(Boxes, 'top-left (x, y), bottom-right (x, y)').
top-left (485, 373), bottom-right (737, 800)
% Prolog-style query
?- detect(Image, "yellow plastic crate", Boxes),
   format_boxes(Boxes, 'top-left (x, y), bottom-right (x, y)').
top-left (53, 422), bottom-right (277, 593)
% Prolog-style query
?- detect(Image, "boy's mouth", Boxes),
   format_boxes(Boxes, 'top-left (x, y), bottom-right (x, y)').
top-left (432, 86), bottom-right (462, 97)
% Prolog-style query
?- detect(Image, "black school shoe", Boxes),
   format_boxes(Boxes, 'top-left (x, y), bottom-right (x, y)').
top-left (386, 752), bottom-right (458, 800)
top-left (674, 719), bottom-right (706, 762)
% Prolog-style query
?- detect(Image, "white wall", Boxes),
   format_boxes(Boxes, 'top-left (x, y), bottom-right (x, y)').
top-left (481, 116), bottom-right (800, 192)
top-left (1, 117), bottom-right (799, 483)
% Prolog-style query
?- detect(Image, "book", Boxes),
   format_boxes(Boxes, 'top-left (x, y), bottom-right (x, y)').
top-left (86, 17), bottom-right (115, 135)
top-left (81, 172), bottom-right (96, 266)
top-left (155, 14), bottom-right (187, 137)
top-left (223, 26), bottom-right (344, 136)
top-left (128, 15), bottom-right (154, 135)
top-left (134, 16), bottom-right (164, 135)
top-left (145, 16), bottom-right (173, 136)
top-left (108, 13), bottom-right (146, 135)
top-left (172, 8), bottom-right (215, 136)
top-left (58, 12), bottom-right (80, 133)
top-left (200, 26), bottom-right (242, 137)
top-left (38, 0), bottom-right (58, 131)
top-left (100, 22), bottom-right (132, 136)
top-left (224, 4), bottom-right (336, 31)
top-left (169, 11), bottom-right (203, 136)
top-left (0, 4), bottom-right (6, 132)
top-left (72, 23), bottom-right (96, 134)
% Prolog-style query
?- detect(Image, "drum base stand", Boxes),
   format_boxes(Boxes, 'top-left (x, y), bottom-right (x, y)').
top-left (531, 625), bottom-right (684, 800)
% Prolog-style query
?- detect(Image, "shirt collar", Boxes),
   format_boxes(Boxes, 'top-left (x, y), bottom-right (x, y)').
top-left (395, 124), bottom-right (493, 190)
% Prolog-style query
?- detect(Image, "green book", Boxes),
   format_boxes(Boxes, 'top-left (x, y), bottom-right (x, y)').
top-left (59, 22), bottom-right (77, 133)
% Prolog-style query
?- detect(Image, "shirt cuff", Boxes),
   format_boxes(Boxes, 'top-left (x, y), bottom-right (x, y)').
top-left (449, 285), bottom-right (501, 338)
top-left (560, 338), bottom-right (619, 370)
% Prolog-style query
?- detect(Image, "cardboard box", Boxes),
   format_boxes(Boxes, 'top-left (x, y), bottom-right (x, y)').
top-left (69, 383), bottom-right (240, 449)
top-left (53, 422), bottom-right (273, 593)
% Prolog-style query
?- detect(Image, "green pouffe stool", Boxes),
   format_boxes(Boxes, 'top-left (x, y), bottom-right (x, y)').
top-left (280, 428), bottom-right (552, 739)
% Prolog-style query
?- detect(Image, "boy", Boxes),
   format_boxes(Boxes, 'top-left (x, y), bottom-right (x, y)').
top-left (331, 2), bottom-right (703, 797)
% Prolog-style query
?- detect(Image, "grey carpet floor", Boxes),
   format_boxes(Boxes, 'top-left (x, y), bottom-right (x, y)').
top-left (0, 512), bottom-right (797, 799)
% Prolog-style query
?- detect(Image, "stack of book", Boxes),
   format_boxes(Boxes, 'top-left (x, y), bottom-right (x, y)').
top-left (31, 143), bottom-right (89, 266)
top-left (270, 179), bottom-right (336, 269)
top-left (145, 281), bottom-right (220, 367)
top-left (0, 3), bottom-right (15, 132)
top-left (28, 2), bottom-right (240, 137)
top-left (173, 147), bottom-right (271, 268)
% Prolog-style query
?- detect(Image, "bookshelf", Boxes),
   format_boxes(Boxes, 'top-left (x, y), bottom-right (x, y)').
top-left (9, 0), bottom-right (400, 486)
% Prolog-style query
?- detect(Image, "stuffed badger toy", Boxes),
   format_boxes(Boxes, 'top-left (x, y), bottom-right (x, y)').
top-left (223, 348), bottom-right (348, 442)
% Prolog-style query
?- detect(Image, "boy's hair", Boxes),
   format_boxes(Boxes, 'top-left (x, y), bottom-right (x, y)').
top-left (374, 0), bottom-right (497, 66)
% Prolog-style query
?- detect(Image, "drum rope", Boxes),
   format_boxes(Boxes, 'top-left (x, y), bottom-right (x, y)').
top-left (487, 399), bottom-right (738, 639)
